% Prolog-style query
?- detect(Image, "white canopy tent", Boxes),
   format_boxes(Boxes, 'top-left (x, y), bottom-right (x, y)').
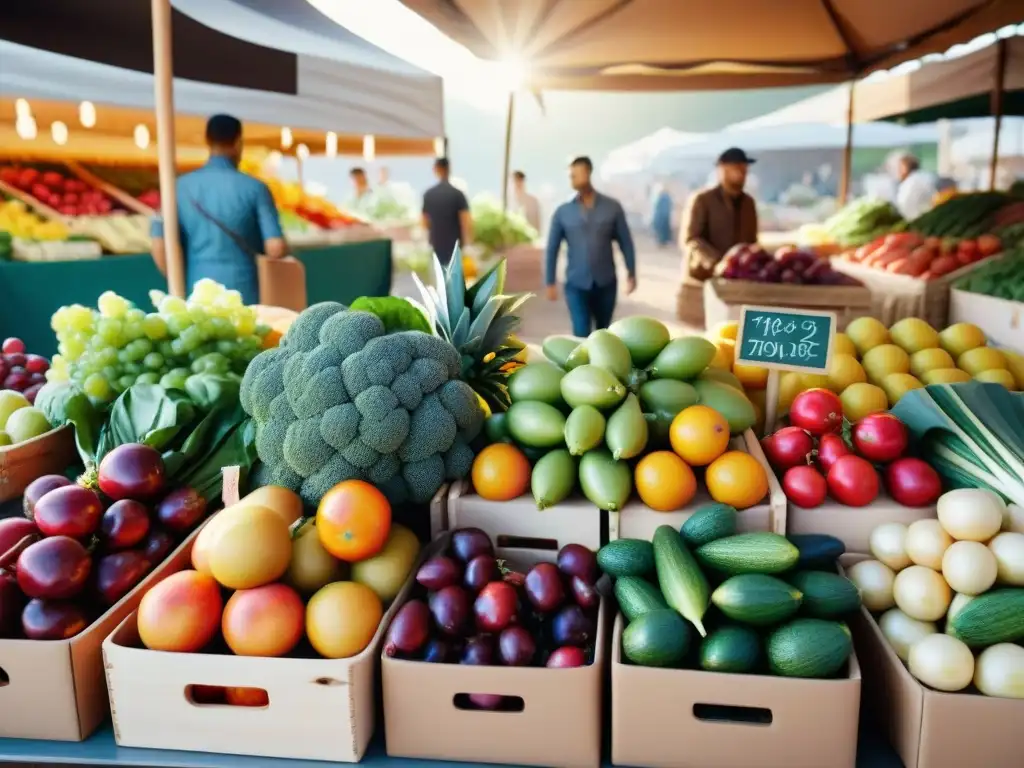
top-left (600, 128), bottom-right (708, 180)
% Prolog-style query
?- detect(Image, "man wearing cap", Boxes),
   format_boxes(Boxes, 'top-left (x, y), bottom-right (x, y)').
top-left (151, 114), bottom-right (286, 305)
top-left (677, 148), bottom-right (759, 324)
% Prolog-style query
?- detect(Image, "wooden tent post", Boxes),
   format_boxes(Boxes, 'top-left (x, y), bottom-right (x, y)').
top-left (838, 81), bottom-right (855, 206)
top-left (989, 38), bottom-right (1008, 191)
top-left (152, 0), bottom-right (185, 297)
top-left (501, 91), bottom-right (515, 211)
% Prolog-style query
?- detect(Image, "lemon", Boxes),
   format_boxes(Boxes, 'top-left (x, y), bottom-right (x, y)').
top-left (957, 347), bottom-right (1007, 376)
top-left (1004, 350), bottom-right (1024, 389)
top-left (840, 383), bottom-right (890, 422)
top-left (921, 368), bottom-right (971, 385)
top-left (832, 332), bottom-right (858, 357)
top-left (882, 373), bottom-right (924, 406)
top-left (708, 339), bottom-right (734, 371)
top-left (710, 321), bottom-right (739, 341)
top-left (827, 353), bottom-right (867, 393)
top-left (732, 362), bottom-right (769, 390)
top-left (975, 369), bottom-right (1017, 390)
top-left (939, 323), bottom-right (986, 359)
top-left (862, 344), bottom-right (911, 384)
top-left (777, 372), bottom-right (805, 414)
top-left (800, 373), bottom-right (831, 390)
top-left (890, 318), bottom-right (940, 354)
top-left (846, 317), bottom-right (890, 357)
top-left (910, 348), bottom-right (955, 378)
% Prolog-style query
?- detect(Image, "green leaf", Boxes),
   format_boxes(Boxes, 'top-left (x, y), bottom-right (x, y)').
top-left (466, 258), bottom-right (507, 316)
top-left (97, 384), bottom-right (195, 460)
top-left (349, 296), bottom-right (432, 334)
top-left (35, 382), bottom-right (103, 465)
top-left (451, 306), bottom-right (472, 350)
top-left (444, 243), bottom-right (466, 328)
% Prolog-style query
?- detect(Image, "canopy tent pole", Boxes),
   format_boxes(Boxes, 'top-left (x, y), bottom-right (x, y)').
top-left (501, 91), bottom-right (515, 211)
top-left (838, 81), bottom-right (855, 206)
top-left (151, 0), bottom-right (185, 297)
top-left (989, 38), bottom-right (1008, 191)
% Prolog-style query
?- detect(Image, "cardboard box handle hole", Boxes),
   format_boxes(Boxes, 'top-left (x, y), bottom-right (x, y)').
top-left (185, 684), bottom-right (269, 708)
top-left (693, 703), bottom-right (773, 726)
top-left (0, 666), bottom-right (8, 687)
top-left (496, 535), bottom-right (558, 552)
top-left (453, 694), bottom-right (525, 713)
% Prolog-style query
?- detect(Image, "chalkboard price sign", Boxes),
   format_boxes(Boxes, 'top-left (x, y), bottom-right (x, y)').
top-left (735, 306), bottom-right (836, 374)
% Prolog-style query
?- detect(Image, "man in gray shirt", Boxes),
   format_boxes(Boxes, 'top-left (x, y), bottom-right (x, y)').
top-left (422, 157), bottom-right (472, 265)
top-left (545, 156), bottom-right (637, 337)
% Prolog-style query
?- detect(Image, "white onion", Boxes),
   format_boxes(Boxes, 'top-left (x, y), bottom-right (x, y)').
top-left (937, 489), bottom-right (1004, 542)
top-left (909, 634), bottom-right (974, 692)
top-left (878, 608), bottom-right (937, 662)
top-left (848, 559), bottom-right (896, 612)
top-left (989, 532), bottom-right (1024, 586)
top-left (894, 565), bottom-right (952, 622)
top-left (941, 540), bottom-right (997, 595)
top-left (974, 644), bottom-right (1024, 699)
top-left (905, 519), bottom-right (953, 570)
top-left (870, 523), bottom-right (911, 571)
top-left (1004, 503), bottom-right (1024, 534)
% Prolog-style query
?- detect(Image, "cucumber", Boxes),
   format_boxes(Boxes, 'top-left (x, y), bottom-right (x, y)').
top-left (679, 503), bottom-right (737, 548)
top-left (614, 576), bottom-right (668, 622)
top-left (945, 588), bottom-right (1024, 648)
top-left (787, 571), bottom-right (861, 619)
top-left (788, 533), bottom-right (846, 570)
top-left (622, 609), bottom-right (691, 667)
top-left (700, 625), bottom-right (762, 673)
top-left (767, 619), bottom-right (852, 678)
top-left (597, 538), bottom-right (655, 578)
top-left (711, 574), bottom-right (803, 626)
top-left (695, 533), bottom-right (800, 575)
top-left (653, 525), bottom-right (710, 637)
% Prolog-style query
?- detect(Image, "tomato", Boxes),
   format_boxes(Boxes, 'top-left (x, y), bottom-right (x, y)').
top-left (817, 433), bottom-right (852, 474)
top-left (782, 465), bottom-right (827, 508)
top-left (789, 389), bottom-right (843, 436)
top-left (763, 427), bottom-right (813, 471)
top-left (827, 455), bottom-right (880, 507)
top-left (852, 413), bottom-right (908, 463)
top-left (885, 458), bottom-right (942, 507)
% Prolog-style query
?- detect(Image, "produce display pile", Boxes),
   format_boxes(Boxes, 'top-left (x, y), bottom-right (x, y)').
top-left (475, 318), bottom-right (768, 513)
top-left (851, 490), bottom-right (1023, 697)
top-left (599, 520), bottom-right (859, 678)
top-left (470, 195), bottom-right (538, 257)
top-left (839, 231), bottom-right (1001, 278)
top-left (908, 192), bottom-right (1024, 242)
top-left (715, 243), bottom-right (862, 285)
top-left (0, 336), bottom-right (50, 407)
top-left (955, 245), bottom-right (1024, 302)
top-left (822, 198), bottom-right (905, 248)
top-left (239, 159), bottom-right (365, 232)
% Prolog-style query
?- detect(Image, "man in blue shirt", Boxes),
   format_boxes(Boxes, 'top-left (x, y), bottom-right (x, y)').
top-left (545, 156), bottom-right (637, 338)
top-left (151, 115), bottom-right (286, 305)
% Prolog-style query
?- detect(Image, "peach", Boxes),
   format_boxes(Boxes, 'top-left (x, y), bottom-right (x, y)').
top-left (137, 570), bottom-right (222, 652)
top-left (225, 687), bottom-right (270, 707)
top-left (222, 583), bottom-right (304, 657)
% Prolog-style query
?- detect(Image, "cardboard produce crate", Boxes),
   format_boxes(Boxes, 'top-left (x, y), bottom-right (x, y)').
top-left (0, 424), bottom-right (77, 503)
top-left (382, 533), bottom-right (608, 768)
top-left (948, 288), bottom-right (1024, 353)
top-left (788, 489), bottom-right (936, 554)
top-left (611, 614), bottom-right (861, 768)
top-left (702, 278), bottom-right (872, 332)
top-left (610, 430), bottom-right (786, 541)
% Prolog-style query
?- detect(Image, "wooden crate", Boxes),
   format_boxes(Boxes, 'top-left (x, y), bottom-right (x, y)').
top-left (0, 425), bottom-right (77, 503)
top-left (703, 278), bottom-right (872, 331)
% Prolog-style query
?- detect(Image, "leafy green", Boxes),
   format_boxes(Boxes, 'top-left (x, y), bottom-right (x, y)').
top-left (349, 296), bottom-right (432, 334)
top-left (184, 372), bottom-right (241, 411)
top-left (469, 195), bottom-right (537, 255)
top-left (34, 382), bottom-right (102, 465)
top-left (96, 384), bottom-right (195, 460)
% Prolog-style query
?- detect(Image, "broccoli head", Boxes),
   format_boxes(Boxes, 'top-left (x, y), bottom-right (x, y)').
top-left (240, 302), bottom-right (485, 507)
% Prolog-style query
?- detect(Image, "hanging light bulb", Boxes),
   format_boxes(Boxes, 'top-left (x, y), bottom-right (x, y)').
top-left (281, 127), bottom-right (293, 150)
top-left (79, 101), bottom-right (97, 128)
top-left (362, 135), bottom-right (376, 162)
top-left (296, 143), bottom-right (310, 161)
top-left (433, 137), bottom-right (446, 157)
top-left (51, 121), bottom-right (69, 146)
top-left (134, 124), bottom-right (151, 149)
top-left (15, 115), bottom-right (37, 140)
top-left (15, 98), bottom-right (31, 120)
top-left (325, 131), bottom-right (338, 158)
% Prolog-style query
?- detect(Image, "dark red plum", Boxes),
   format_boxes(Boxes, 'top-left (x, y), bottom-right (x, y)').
top-left (557, 544), bottom-right (598, 584)
top-left (21, 599), bottom-right (90, 640)
top-left (422, 638), bottom-right (455, 663)
top-left (498, 626), bottom-right (536, 666)
top-left (571, 576), bottom-right (600, 610)
top-left (95, 550), bottom-right (151, 606)
top-left (155, 487), bottom-right (207, 533)
top-left (468, 693), bottom-right (504, 710)
top-left (98, 444), bottom-right (166, 501)
top-left (524, 562), bottom-right (565, 613)
top-left (0, 573), bottom-right (25, 638)
top-left (16, 536), bottom-right (92, 600)
top-left (463, 554), bottom-right (498, 592)
top-left (101, 500), bottom-right (151, 550)
top-left (141, 529), bottom-right (176, 565)
top-left (22, 474), bottom-right (72, 519)
top-left (384, 599), bottom-right (430, 656)
top-left (450, 528), bottom-right (492, 563)
top-left (0, 517), bottom-right (38, 557)
top-left (461, 635), bottom-right (495, 665)
top-left (502, 570), bottom-right (526, 587)
top-left (415, 556), bottom-right (461, 591)
top-left (33, 485), bottom-right (103, 539)
top-left (552, 605), bottom-right (595, 647)
top-left (547, 646), bottom-right (587, 668)
top-left (474, 581), bottom-right (518, 633)
top-left (430, 585), bottom-right (471, 636)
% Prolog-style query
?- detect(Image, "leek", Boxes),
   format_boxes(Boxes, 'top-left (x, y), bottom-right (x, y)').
top-left (891, 382), bottom-right (1024, 507)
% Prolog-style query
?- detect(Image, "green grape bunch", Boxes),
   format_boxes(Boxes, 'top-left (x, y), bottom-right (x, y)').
top-left (47, 279), bottom-right (270, 403)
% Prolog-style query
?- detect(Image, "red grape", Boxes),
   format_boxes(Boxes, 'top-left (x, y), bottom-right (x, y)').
top-left (2, 337), bottom-right (26, 355)
top-left (24, 355), bottom-right (49, 374)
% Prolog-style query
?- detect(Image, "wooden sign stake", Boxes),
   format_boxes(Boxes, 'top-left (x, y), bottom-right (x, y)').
top-left (764, 369), bottom-right (781, 437)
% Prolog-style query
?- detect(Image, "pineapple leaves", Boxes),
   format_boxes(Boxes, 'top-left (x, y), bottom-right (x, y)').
top-left (444, 243), bottom-right (466, 329)
top-left (466, 258), bottom-right (507, 317)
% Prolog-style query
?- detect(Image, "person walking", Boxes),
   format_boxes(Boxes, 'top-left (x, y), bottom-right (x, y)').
top-left (422, 157), bottom-right (473, 265)
top-left (545, 156), bottom-right (637, 338)
top-left (510, 170), bottom-right (541, 232)
top-left (150, 114), bottom-right (286, 306)
top-left (894, 153), bottom-right (937, 221)
top-left (650, 183), bottom-right (673, 247)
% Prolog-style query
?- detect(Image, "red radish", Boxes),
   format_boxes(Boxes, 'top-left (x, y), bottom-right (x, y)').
top-left (789, 389), bottom-right (843, 436)
top-left (764, 426), bottom-right (814, 470)
top-left (852, 414), bottom-right (908, 463)
top-left (782, 465), bottom-right (828, 508)
top-left (826, 456), bottom-right (880, 507)
top-left (817, 434), bottom-right (852, 473)
top-left (885, 458), bottom-right (942, 507)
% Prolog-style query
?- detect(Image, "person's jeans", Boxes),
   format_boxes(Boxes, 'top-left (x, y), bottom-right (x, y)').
top-left (564, 282), bottom-right (617, 338)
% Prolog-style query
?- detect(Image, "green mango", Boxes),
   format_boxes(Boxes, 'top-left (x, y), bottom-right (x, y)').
top-left (585, 329), bottom-right (633, 382)
top-left (605, 394), bottom-right (649, 460)
top-left (483, 413), bottom-right (511, 444)
top-left (532, 449), bottom-right (577, 509)
top-left (608, 316), bottom-right (671, 368)
top-left (579, 449), bottom-right (632, 512)
top-left (639, 379), bottom-right (699, 416)
top-left (508, 362), bottom-right (565, 405)
top-left (560, 365), bottom-right (627, 410)
top-left (564, 405), bottom-right (606, 456)
top-left (648, 337), bottom-right (717, 380)
top-left (693, 379), bottom-right (757, 434)
top-left (542, 335), bottom-right (583, 369)
top-left (506, 401), bottom-right (567, 448)
top-left (565, 342), bottom-right (590, 370)
top-left (698, 369), bottom-right (744, 391)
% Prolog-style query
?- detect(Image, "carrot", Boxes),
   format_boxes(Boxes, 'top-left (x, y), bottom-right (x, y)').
top-left (875, 248), bottom-right (909, 268)
top-left (887, 258), bottom-right (910, 274)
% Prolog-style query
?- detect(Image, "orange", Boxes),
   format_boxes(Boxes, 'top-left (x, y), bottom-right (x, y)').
top-left (705, 451), bottom-right (768, 510)
top-left (635, 452), bottom-right (697, 512)
top-left (732, 362), bottom-right (769, 390)
top-left (316, 480), bottom-right (392, 562)
top-left (669, 405), bottom-right (730, 466)
top-left (306, 581), bottom-right (383, 659)
top-left (471, 443), bottom-right (531, 501)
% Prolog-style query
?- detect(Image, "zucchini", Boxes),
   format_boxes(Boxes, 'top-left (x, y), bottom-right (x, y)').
top-left (711, 574), bottom-right (803, 626)
top-left (767, 618), bottom-right (852, 678)
top-left (946, 588), bottom-right (1024, 648)
top-left (614, 576), bottom-right (668, 622)
top-left (700, 624), bottom-right (762, 673)
top-left (695, 532), bottom-right (800, 575)
top-left (788, 533), bottom-right (845, 570)
top-left (679, 503), bottom-right (737, 548)
top-left (653, 525), bottom-right (710, 637)
top-left (787, 571), bottom-right (861, 619)
top-left (597, 538), bottom-right (655, 578)
top-left (622, 609), bottom-right (691, 668)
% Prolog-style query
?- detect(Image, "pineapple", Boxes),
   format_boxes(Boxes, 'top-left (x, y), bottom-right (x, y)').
top-left (413, 245), bottom-right (532, 413)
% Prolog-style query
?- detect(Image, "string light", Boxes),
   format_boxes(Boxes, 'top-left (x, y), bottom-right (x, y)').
top-left (433, 137), bottom-right (446, 157)
top-left (134, 124), bottom-right (151, 149)
top-left (296, 143), bottom-right (310, 161)
top-left (325, 131), bottom-right (338, 157)
top-left (51, 121), bottom-right (69, 146)
top-left (79, 101), bottom-right (96, 128)
top-left (280, 127), bottom-right (293, 150)
top-left (15, 98), bottom-right (31, 120)
top-left (15, 116), bottom-right (37, 140)
top-left (362, 135), bottom-right (376, 162)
